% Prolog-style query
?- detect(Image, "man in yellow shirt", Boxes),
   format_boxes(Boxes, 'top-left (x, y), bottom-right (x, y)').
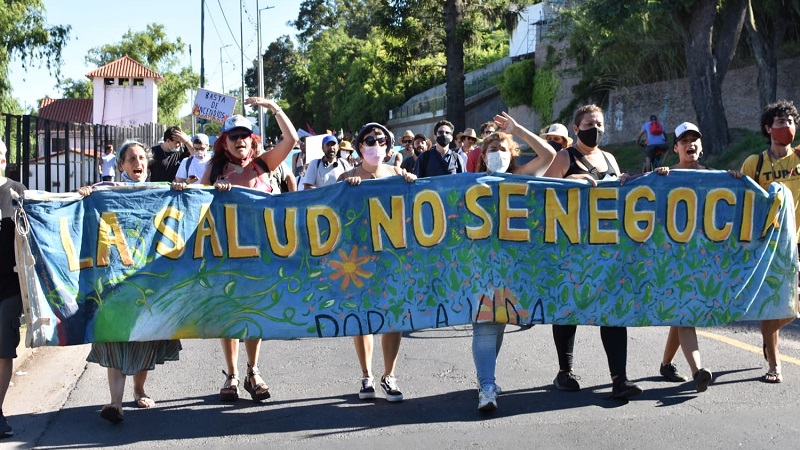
top-left (740, 99), bottom-right (800, 383)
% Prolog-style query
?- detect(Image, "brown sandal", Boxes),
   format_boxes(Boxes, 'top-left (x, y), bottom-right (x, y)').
top-left (220, 370), bottom-right (239, 401)
top-left (763, 371), bottom-right (783, 383)
top-left (244, 363), bottom-right (271, 402)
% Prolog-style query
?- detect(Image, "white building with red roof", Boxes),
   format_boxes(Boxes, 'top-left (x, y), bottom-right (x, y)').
top-left (86, 55), bottom-right (164, 126)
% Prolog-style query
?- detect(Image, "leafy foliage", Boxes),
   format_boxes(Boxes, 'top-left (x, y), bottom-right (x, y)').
top-left (0, 0), bottom-right (70, 111)
top-left (252, 0), bottom-right (534, 133)
top-left (496, 59), bottom-right (535, 108)
top-left (57, 78), bottom-right (93, 99)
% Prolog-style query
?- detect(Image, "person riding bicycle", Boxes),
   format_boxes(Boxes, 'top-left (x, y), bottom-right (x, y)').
top-left (637, 114), bottom-right (668, 172)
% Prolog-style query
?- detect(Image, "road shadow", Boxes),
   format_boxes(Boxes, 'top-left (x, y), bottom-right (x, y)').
top-left (33, 383), bottom-right (653, 448)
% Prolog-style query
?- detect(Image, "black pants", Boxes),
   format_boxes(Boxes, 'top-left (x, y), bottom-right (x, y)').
top-left (552, 324), bottom-right (627, 378)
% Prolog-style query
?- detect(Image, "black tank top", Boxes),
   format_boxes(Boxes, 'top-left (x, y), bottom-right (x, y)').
top-left (564, 146), bottom-right (617, 180)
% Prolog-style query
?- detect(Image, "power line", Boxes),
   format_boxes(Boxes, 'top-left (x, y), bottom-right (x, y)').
top-left (216, 0), bottom-right (242, 51)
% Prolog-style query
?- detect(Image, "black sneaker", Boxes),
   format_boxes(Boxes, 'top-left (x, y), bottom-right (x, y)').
top-left (611, 377), bottom-right (643, 399)
top-left (380, 375), bottom-right (404, 402)
top-left (660, 363), bottom-right (689, 382)
top-left (693, 368), bottom-right (712, 393)
top-left (553, 370), bottom-right (581, 391)
top-left (0, 411), bottom-right (13, 437)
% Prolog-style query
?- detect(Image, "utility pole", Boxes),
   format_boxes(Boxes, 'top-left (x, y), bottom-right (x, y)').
top-left (200, 0), bottom-right (205, 132)
top-left (257, 0), bottom-right (275, 144)
top-left (239, 0), bottom-right (246, 115)
top-left (220, 44), bottom-right (232, 92)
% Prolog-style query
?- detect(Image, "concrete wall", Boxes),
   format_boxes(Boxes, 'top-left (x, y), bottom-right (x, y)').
top-left (603, 56), bottom-right (800, 145)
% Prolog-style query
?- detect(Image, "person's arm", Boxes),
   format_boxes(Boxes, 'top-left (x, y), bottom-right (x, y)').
top-left (494, 112), bottom-right (557, 176)
top-left (303, 160), bottom-right (318, 189)
top-left (392, 152), bottom-right (402, 167)
top-left (636, 129), bottom-right (646, 145)
top-left (543, 150), bottom-right (569, 179)
top-left (284, 171), bottom-right (297, 192)
top-left (248, 97), bottom-right (299, 171)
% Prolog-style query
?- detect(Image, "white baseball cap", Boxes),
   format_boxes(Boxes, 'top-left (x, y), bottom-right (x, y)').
top-left (674, 122), bottom-right (702, 141)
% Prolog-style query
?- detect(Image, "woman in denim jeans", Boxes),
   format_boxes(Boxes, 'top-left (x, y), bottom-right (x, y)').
top-left (471, 112), bottom-right (557, 412)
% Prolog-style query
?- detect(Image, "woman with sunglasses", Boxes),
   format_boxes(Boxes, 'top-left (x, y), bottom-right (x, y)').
top-left (471, 112), bottom-right (557, 412)
top-left (78, 141), bottom-right (183, 424)
top-left (197, 97), bottom-right (298, 403)
top-left (337, 122), bottom-right (416, 403)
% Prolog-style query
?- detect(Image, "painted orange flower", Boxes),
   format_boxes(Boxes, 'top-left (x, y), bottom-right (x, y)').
top-left (328, 246), bottom-right (373, 290)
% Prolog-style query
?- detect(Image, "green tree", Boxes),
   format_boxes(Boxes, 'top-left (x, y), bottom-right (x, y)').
top-left (745, 0), bottom-right (800, 108)
top-left (559, 0), bottom-right (749, 155)
top-left (378, 0), bottom-right (535, 132)
top-left (85, 23), bottom-right (199, 125)
top-left (0, 0), bottom-right (70, 112)
top-left (57, 78), bottom-right (93, 99)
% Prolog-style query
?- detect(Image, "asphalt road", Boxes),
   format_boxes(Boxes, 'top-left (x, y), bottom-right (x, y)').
top-left (4, 321), bottom-right (800, 449)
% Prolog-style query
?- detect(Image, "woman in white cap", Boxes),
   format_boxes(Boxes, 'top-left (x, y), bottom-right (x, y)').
top-left (337, 122), bottom-right (416, 404)
top-left (196, 97), bottom-right (298, 402)
top-left (540, 123), bottom-right (573, 152)
top-left (653, 121), bottom-right (741, 393)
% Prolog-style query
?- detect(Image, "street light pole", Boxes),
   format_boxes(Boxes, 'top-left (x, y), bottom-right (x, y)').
top-left (257, 0), bottom-right (275, 144)
top-left (220, 44), bottom-right (232, 93)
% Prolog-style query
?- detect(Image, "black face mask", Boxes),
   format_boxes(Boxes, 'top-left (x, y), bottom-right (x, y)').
top-left (436, 135), bottom-right (453, 148)
top-left (577, 127), bottom-right (603, 148)
top-left (548, 141), bottom-right (563, 151)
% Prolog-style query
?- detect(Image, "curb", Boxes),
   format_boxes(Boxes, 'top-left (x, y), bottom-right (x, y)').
top-left (15, 326), bottom-right (37, 368)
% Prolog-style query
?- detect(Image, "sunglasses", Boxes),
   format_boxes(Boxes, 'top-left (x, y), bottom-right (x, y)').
top-left (363, 136), bottom-right (387, 146)
top-left (483, 130), bottom-right (495, 135)
top-left (228, 129), bottom-right (252, 141)
top-left (402, 139), bottom-right (412, 144)
top-left (437, 130), bottom-right (453, 136)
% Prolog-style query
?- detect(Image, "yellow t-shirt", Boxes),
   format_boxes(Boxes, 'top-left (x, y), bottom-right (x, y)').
top-left (740, 148), bottom-right (800, 238)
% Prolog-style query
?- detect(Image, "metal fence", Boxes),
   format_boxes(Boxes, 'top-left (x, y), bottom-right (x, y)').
top-left (1, 113), bottom-right (165, 192)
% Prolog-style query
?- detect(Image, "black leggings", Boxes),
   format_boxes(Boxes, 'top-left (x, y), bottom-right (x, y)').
top-left (552, 324), bottom-right (627, 378)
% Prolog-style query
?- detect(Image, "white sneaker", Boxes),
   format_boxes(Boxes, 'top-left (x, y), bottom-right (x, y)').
top-left (359, 377), bottom-right (376, 399)
top-left (478, 385), bottom-right (498, 412)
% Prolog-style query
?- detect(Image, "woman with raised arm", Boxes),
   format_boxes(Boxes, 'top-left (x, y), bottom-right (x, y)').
top-left (194, 97), bottom-right (298, 402)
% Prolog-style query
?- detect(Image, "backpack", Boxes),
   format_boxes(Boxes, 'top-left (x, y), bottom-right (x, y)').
top-left (649, 120), bottom-right (664, 136)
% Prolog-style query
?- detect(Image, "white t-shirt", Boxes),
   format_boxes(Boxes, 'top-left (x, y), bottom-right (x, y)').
top-left (303, 158), bottom-right (351, 188)
top-left (101, 153), bottom-right (116, 177)
top-left (175, 156), bottom-right (211, 184)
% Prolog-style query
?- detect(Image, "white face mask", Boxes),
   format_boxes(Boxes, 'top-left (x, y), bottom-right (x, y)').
top-left (339, 150), bottom-right (351, 159)
top-left (486, 151), bottom-right (511, 173)
top-left (194, 150), bottom-right (209, 160)
top-left (361, 145), bottom-right (385, 166)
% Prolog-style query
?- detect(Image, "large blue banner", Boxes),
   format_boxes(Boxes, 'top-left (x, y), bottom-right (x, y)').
top-left (16, 171), bottom-right (798, 347)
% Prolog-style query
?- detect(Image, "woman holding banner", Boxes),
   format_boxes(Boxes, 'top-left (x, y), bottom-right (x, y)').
top-left (543, 104), bottom-right (644, 400)
top-left (197, 97), bottom-right (298, 402)
top-left (337, 122), bottom-right (416, 403)
top-left (653, 122), bottom-right (740, 393)
top-left (471, 112), bottom-right (557, 412)
top-left (78, 140), bottom-right (182, 424)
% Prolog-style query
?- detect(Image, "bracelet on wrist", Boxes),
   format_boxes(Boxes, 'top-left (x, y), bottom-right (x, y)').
top-left (271, 107), bottom-right (283, 115)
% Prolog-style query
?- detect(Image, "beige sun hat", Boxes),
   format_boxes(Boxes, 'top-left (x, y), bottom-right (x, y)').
top-left (542, 123), bottom-right (573, 146)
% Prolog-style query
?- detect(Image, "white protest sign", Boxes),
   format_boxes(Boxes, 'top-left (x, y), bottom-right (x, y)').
top-left (304, 135), bottom-right (325, 163)
top-left (192, 89), bottom-right (237, 123)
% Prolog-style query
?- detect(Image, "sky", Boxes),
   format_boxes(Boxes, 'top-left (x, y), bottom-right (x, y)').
top-left (8, 0), bottom-right (300, 115)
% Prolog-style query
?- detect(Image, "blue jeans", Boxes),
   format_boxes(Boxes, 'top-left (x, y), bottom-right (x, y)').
top-left (472, 322), bottom-right (506, 389)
